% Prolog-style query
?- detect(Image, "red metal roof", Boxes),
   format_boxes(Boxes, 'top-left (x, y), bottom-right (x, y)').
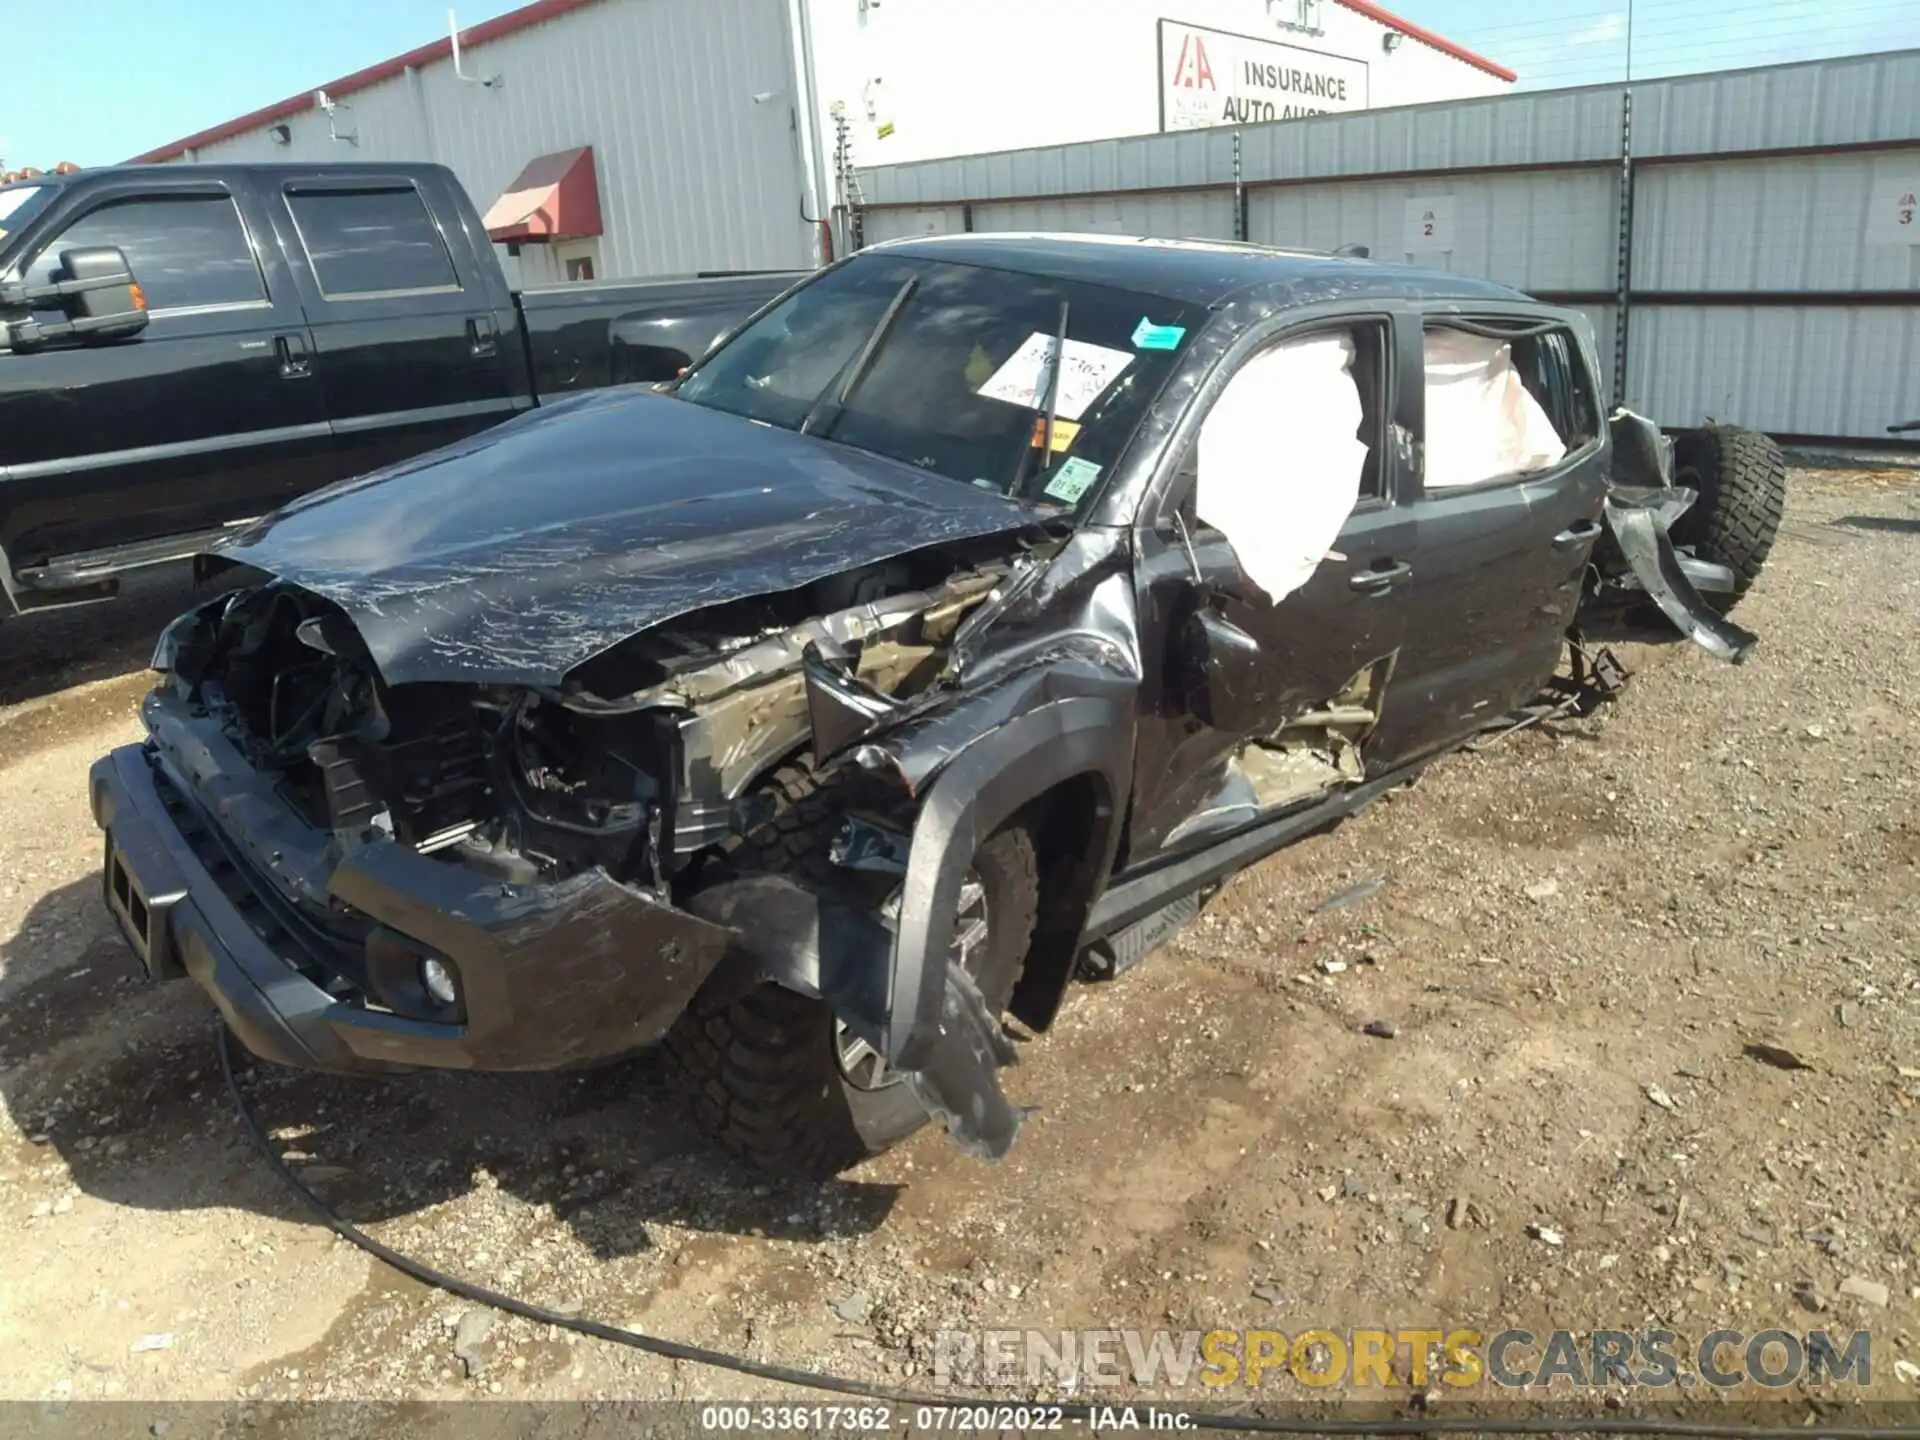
top-left (127, 0), bottom-right (1513, 166)
top-left (125, 0), bottom-right (603, 164)
top-left (1336, 0), bottom-right (1517, 82)
top-left (483, 145), bottom-right (602, 241)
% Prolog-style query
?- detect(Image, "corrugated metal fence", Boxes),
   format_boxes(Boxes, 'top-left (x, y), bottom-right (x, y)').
top-left (853, 51), bottom-right (1920, 444)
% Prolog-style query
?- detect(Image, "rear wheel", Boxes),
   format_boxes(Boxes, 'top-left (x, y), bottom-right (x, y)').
top-left (1669, 424), bottom-right (1787, 612)
top-left (665, 765), bottom-right (1039, 1178)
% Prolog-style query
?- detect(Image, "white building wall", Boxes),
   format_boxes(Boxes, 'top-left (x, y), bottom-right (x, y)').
top-left (183, 0), bottom-right (816, 282)
top-left (170, 0), bottom-right (1509, 279)
top-left (804, 0), bottom-right (1510, 172)
top-left (855, 50), bottom-right (1920, 441)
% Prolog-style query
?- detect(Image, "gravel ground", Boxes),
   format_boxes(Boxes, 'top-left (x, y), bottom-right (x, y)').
top-left (0, 472), bottom-right (1916, 1432)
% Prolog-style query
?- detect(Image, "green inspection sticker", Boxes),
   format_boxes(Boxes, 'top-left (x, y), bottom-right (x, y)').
top-left (1043, 456), bottom-right (1104, 504)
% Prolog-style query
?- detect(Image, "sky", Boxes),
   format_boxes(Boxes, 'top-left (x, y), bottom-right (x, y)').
top-left (4, 0), bottom-right (1918, 170)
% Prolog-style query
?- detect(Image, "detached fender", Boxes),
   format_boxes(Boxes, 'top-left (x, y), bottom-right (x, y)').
top-left (881, 692), bottom-right (1132, 1069)
top-left (1603, 495), bottom-right (1757, 663)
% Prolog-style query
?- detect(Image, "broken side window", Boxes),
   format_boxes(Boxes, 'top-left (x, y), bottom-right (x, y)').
top-left (1174, 321), bottom-right (1386, 605)
top-left (1421, 322), bottom-right (1598, 490)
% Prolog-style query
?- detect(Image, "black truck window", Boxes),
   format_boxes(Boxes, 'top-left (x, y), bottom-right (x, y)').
top-left (286, 187), bottom-right (459, 299)
top-left (24, 194), bottom-right (265, 313)
top-left (1523, 329), bottom-right (1600, 449)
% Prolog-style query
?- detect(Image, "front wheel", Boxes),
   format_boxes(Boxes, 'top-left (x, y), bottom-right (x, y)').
top-left (666, 783), bottom-right (1039, 1178)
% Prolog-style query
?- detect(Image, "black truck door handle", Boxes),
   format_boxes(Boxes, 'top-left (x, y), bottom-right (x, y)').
top-left (1349, 559), bottom-right (1412, 592)
top-left (467, 315), bottom-right (498, 358)
top-left (1554, 519), bottom-right (1603, 549)
top-left (274, 333), bottom-right (311, 379)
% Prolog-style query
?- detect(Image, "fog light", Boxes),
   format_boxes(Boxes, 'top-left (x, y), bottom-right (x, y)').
top-left (420, 957), bottom-right (458, 1007)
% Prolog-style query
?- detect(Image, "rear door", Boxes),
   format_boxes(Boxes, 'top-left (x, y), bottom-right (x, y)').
top-left (1127, 313), bottom-right (1416, 861)
top-left (270, 174), bottom-right (526, 481)
top-left (0, 176), bottom-right (329, 572)
top-left (1368, 310), bottom-right (1608, 765)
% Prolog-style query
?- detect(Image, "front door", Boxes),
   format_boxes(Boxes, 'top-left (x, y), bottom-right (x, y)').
top-left (0, 180), bottom-right (329, 573)
top-left (1127, 316), bottom-right (1416, 864)
top-left (1369, 312), bottom-right (1610, 765)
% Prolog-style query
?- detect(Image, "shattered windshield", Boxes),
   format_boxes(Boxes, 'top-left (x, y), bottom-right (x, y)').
top-left (674, 255), bottom-right (1204, 510)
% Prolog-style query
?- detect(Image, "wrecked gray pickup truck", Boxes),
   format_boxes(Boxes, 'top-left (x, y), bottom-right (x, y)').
top-left (90, 234), bottom-right (1784, 1177)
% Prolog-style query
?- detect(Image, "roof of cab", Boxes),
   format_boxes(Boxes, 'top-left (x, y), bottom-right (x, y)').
top-left (25, 162), bottom-right (454, 186)
top-left (867, 232), bottom-right (1529, 309)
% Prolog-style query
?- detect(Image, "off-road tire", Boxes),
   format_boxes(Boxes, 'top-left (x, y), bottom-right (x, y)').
top-left (665, 764), bottom-right (1040, 1178)
top-left (1669, 424), bottom-right (1787, 613)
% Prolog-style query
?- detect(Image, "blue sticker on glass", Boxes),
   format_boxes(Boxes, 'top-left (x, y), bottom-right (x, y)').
top-left (1132, 317), bottom-right (1187, 351)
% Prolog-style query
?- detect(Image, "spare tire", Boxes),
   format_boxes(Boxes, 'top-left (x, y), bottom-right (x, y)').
top-left (1669, 424), bottom-right (1787, 612)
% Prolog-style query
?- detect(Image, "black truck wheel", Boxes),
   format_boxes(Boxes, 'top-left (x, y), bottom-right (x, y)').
top-left (665, 765), bottom-right (1039, 1178)
top-left (1669, 424), bottom-right (1787, 612)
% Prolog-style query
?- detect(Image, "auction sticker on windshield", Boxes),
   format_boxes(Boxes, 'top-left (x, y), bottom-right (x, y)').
top-left (978, 333), bottom-right (1134, 422)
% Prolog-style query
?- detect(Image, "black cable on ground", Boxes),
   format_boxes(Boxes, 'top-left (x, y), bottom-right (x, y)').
top-left (220, 1026), bottom-right (1917, 1438)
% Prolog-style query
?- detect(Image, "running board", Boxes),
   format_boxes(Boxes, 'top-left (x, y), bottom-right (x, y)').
top-left (17, 523), bottom-right (255, 590)
top-left (1083, 891), bottom-right (1201, 980)
top-left (1085, 759), bottom-right (1433, 945)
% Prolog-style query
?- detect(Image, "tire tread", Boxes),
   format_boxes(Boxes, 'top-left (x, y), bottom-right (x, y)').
top-left (665, 762), bottom-right (1039, 1178)
top-left (1672, 424), bottom-right (1787, 609)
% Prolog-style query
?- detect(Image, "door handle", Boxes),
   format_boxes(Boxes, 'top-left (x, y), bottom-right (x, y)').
top-left (1553, 519), bottom-right (1603, 549)
top-left (274, 333), bottom-right (312, 379)
top-left (1349, 559), bottom-right (1412, 592)
top-left (466, 315), bottom-right (498, 358)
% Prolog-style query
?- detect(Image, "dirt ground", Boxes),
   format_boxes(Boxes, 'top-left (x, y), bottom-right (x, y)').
top-left (1, 474), bottom-right (1916, 1431)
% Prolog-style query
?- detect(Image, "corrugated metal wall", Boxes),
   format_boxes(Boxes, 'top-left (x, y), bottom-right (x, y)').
top-left (857, 50), bottom-right (1920, 443)
top-left (186, 0), bottom-right (813, 282)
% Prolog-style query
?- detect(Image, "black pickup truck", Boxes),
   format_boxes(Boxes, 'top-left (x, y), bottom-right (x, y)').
top-left (90, 234), bottom-right (1785, 1179)
top-left (0, 163), bottom-right (797, 616)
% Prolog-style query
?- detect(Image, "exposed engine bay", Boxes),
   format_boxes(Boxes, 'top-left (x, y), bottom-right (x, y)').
top-left (169, 552), bottom-right (1016, 896)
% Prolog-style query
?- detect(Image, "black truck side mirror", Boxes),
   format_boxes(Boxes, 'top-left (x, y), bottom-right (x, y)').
top-left (0, 245), bottom-right (149, 349)
top-left (62, 246), bottom-right (149, 336)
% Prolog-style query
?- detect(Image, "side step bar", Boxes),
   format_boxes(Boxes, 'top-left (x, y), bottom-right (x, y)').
top-left (1085, 759), bottom-right (1433, 945)
top-left (16, 523), bottom-right (255, 590)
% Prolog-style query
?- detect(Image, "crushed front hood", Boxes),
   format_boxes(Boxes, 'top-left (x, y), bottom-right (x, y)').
top-left (214, 389), bottom-right (1038, 687)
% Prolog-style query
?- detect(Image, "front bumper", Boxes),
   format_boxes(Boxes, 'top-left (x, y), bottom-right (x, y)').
top-left (89, 691), bottom-right (734, 1075)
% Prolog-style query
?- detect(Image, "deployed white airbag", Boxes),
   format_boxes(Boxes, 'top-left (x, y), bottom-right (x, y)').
top-left (1197, 332), bottom-right (1367, 606)
top-left (1422, 329), bottom-right (1567, 489)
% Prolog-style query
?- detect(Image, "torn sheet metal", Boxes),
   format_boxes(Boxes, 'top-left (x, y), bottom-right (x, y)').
top-left (1423, 330), bottom-right (1568, 489)
top-left (682, 871), bottom-right (893, 1033)
top-left (1603, 496), bottom-right (1757, 664)
top-left (210, 389), bottom-right (1040, 689)
top-left (1608, 407), bottom-right (1676, 490)
top-left (901, 957), bottom-right (1028, 1161)
top-left (802, 647), bottom-right (904, 762)
top-left (689, 869), bottom-right (1027, 1159)
top-left (1196, 331), bottom-right (1366, 605)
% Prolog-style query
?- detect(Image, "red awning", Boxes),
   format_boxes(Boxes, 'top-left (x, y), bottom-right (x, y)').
top-left (483, 145), bottom-right (602, 243)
